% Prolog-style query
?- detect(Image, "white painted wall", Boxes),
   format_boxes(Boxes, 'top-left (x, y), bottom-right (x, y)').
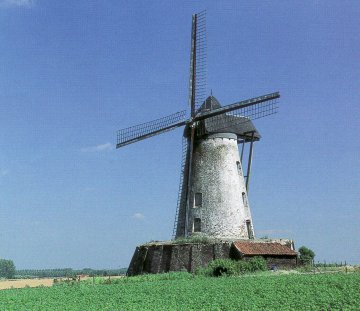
top-left (186, 134), bottom-right (255, 239)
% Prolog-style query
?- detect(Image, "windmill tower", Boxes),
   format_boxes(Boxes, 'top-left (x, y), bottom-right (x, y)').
top-left (116, 11), bottom-right (280, 242)
top-left (175, 95), bottom-right (262, 240)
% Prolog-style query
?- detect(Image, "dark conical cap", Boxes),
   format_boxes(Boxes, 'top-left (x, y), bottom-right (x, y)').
top-left (191, 94), bottom-right (261, 142)
top-left (197, 96), bottom-right (222, 113)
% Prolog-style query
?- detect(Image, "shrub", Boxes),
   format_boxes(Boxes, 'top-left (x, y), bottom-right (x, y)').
top-left (195, 266), bottom-right (212, 277)
top-left (235, 260), bottom-right (251, 274)
top-left (196, 257), bottom-right (268, 277)
top-left (207, 259), bottom-right (237, 277)
top-left (248, 257), bottom-right (267, 272)
top-left (298, 246), bottom-right (315, 265)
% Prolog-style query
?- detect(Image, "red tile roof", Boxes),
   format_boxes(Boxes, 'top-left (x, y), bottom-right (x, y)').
top-left (233, 241), bottom-right (297, 256)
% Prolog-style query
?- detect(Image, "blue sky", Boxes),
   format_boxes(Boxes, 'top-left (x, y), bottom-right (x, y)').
top-left (0, 0), bottom-right (359, 269)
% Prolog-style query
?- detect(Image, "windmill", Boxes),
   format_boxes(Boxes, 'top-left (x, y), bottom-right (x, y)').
top-left (116, 11), bottom-right (280, 241)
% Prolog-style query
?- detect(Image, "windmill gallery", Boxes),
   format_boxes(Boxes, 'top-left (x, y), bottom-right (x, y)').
top-left (116, 12), bottom-right (298, 275)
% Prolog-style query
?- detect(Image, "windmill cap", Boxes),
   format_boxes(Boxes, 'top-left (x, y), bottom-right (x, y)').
top-left (194, 95), bottom-right (261, 142)
top-left (197, 95), bottom-right (221, 113)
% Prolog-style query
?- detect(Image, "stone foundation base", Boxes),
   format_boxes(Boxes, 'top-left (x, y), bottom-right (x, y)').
top-left (127, 239), bottom-right (297, 276)
top-left (127, 241), bottom-right (231, 276)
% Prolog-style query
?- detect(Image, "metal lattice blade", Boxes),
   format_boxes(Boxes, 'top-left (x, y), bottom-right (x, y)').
top-left (202, 100), bottom-right (278, 136)
top-left (116, 110), bottom-right (188, 148)
top-left (189, 10), bottom-right (207, 117)
top-left (184, 126), bottom-right (195, 237)
top-left (195, 93), bottom-right (280, 138)
top-left (195, 92), bottom-right (280, 121)
top-left (172, 136), bottom-right (189, 239)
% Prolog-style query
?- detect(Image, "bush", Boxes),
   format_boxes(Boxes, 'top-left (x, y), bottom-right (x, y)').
top-left (298, 246), bottom-right (315, 265)
top-left (235, 260), bottom-right (251, 274)
top-left (195, 266), bottom-right (212, 277)
top-left (208, 259), bottom-right (237, 277)
top-left (248, 257), bottom-right (267, 272)
top-left (196, 257), bottom-right (268, 277)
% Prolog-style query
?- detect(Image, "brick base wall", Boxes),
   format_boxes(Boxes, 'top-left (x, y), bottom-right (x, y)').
top-left (127, 242), bottom-right (231, 276)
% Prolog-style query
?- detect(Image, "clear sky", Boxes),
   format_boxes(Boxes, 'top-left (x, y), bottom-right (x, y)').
top-left (0, 0), bottom-right (359, 269)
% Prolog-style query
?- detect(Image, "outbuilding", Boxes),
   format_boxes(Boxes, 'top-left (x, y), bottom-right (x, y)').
top-left (231, 241), bottom-right (298, 269)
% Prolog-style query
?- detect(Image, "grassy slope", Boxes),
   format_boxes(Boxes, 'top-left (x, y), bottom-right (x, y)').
top-left (0, 273), bottom-right (359, 310)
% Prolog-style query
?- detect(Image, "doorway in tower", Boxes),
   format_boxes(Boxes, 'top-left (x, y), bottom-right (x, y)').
top-left (246, 220), bottom-right (254, 239)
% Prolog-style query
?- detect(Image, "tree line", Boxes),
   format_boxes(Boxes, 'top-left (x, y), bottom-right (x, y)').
top-left (0, 258), bottom-right (127, 279)
top-left (16, 268), bottom-right (127, 279)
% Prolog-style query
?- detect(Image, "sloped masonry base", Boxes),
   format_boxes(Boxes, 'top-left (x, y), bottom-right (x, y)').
top-left (127, 240), bottom-right (297, 276)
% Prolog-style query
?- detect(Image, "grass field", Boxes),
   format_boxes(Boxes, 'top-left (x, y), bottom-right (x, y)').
top-left (0, 272), bottom-right (359, 310)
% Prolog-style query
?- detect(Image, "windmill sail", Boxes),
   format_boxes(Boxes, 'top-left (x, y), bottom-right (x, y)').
top-left (195, 93), bottom-right (280, 138)
top-left (116, 110), bottom-right (187, 148)
top-left (195, 92), bottom-right (280, 121)
top-left (188, 10), bottom-right (207, 113)
top-left (172, 136), bottom-right (190, 238)
top-left (176, 11), bottom-right (207, 238)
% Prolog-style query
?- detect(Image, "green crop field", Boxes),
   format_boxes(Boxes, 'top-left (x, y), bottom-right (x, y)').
top-left (0, 272), bottom-right (359, 310)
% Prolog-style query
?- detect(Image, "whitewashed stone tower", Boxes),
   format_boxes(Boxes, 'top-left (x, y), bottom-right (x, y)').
top-left (190, 134), bottom-right (253, 239)
top-left (175, 96), bottom-right (260, 240)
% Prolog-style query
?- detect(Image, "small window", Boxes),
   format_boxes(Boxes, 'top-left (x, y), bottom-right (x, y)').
top-left (242, 192), bottom-right (247, 207)
top-left (194, 218), bottom-right (201, 232)
top-left (236, 161), bottom-right (242, 175)
top-left (246, 220), bottom-right (254, 239)
top-left (194, 193), bottom-right (202, 207)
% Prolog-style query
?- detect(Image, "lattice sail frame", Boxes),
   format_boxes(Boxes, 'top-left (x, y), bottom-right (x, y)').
top-left (188, 10), bottom-right (207, 113)
top-left (196, 97), bottom-right (279, 136)
top-left (116, 93), bottom-right (280, 149)
top-left (116, 110), bottom-right (187, 148)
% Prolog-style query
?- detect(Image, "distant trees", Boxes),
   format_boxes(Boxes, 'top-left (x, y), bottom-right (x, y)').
top-left (15, 268), bottom-right (127, 279)
top-left (0, 259), bottom-right (16, 279)
top-left (298, 246), bottom-right (315, 265)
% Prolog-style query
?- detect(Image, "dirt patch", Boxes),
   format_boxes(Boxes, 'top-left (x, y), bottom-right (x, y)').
top-left (0, 278), bottom-right (54, 290)
top-left (0, 276), bottom-right (124, 290)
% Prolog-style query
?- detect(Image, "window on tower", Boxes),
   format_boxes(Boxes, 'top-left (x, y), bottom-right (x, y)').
top-left (194, 218), bottom-right (201, 232)
top-left (246, 220), bottom-right (254, 239)
top-left (236, 161), bottom-right (243, 175)
top-left (242, 192), bottom-right (248, 207)
top-left (194, 193), bottom-right (202, 207)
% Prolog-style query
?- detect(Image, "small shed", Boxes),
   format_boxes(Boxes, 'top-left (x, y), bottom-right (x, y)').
top-left (231, 241), bottom-right (298, 269)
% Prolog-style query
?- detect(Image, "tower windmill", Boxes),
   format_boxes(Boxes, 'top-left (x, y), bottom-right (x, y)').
top-left (117, 11), bottom-right (280, 242)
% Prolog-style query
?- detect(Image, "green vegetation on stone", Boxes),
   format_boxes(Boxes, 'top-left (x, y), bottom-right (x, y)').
top-left (171, 235), bottom-right (218, 244)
